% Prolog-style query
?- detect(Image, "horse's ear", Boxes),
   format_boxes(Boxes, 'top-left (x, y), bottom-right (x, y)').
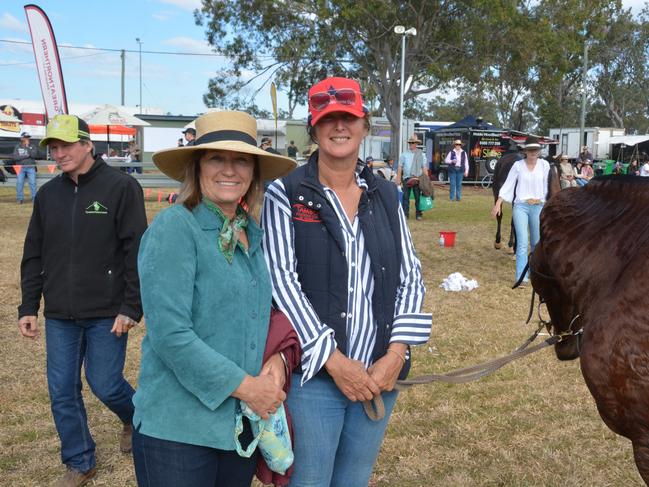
top-left (547, 167), bottom-right (561, 198)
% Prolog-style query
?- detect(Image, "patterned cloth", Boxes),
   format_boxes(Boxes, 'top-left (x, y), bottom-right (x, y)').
top-left (235, 402), bottom-right (294, 475)
top-left (203, 198), bottom-right (249, 263)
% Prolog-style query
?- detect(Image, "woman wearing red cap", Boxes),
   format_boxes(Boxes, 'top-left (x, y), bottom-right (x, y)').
top-left (262, 77), bottom-right (431, 486)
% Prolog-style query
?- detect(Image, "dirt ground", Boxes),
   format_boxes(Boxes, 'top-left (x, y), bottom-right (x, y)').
top-left (0, 184), bottom-right (642, 486)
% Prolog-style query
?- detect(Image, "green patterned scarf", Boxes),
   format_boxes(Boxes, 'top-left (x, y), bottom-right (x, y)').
top-left (203, 198), bottom-right (249, 263)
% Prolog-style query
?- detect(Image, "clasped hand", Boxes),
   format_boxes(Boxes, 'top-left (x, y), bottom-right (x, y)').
top-left (233, 353), bottom-right (287, 420)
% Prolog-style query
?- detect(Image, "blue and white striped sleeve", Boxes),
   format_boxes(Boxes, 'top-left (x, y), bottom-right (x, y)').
top-left (261, 179), bottom-right (337, 384)
top-left (391, 204), bottom-right (432, 344)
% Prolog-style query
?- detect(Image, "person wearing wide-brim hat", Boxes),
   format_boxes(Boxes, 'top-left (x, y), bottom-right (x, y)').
top-left (132, 110), bottom-right (297, 486)
top-left (396, 133), bottom-right (427, 219)
top-left (558, 153), bottom-right (578, 188)
top-left (491, 135), bottom-right (552, 286)
top-left (13, 131), bottom-right (39, 204)
top-left (262, 76), bottom-right (431, 487)
top-left (444, 138), bottom-right (469, 202)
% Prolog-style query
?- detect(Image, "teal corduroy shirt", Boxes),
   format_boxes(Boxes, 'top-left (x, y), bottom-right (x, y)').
top-left (133, 202), bottom-right (271, 450)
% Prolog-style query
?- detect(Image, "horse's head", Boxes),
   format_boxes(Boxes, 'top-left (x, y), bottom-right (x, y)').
top-left (529, 243), bottom-right (582, 360)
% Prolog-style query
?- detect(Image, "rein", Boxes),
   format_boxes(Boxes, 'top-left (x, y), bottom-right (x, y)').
top-left (363, 281), bottom-right (583, 422)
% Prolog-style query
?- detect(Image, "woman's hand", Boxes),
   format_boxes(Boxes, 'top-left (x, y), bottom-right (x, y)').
top-left (232, 374), bottom-right (286, 420)
top-left (324, 350), bottom-right (380, 402)
top-left (367, 345), bottom-right (406, 392)
top-left (260, 352), bottom-right (286, 389)
top-left (490, 199), bottom-right (503, 218)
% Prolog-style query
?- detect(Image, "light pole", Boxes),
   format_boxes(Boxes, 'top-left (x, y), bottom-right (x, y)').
top-left (135, 38), bottom-right (142, 112)
top-left (579, 39), bottom-right (588, 150)
top-left (394, 25), bottom-right (417, 159)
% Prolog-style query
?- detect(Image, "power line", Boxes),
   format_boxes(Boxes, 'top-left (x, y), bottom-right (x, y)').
top-left (0, 51), bottom-right (108, 67)
top-left (0, 38), bottom-right (229, 57)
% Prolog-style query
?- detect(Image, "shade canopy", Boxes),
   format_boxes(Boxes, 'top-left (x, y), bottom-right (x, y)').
top-left (600, 135), bottom-right (649, 146)
top-left (81, 104), bottom-right (150, 127)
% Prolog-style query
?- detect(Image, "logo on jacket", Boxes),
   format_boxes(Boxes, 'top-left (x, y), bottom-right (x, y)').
top-left (292, 203), bottom-right (322, 223)
top-left (85, 201), bottom-right (108, 215)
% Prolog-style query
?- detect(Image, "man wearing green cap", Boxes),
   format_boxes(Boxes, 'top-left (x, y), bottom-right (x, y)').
top-left (17, 114), bottom-right (147, 487)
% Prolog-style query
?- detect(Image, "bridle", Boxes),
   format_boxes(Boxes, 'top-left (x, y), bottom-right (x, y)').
top-left (520, 259), bottom-right (584, 342)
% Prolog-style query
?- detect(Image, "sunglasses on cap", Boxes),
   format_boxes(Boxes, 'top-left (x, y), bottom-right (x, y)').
top-left (309, 88), bottom-right (358, 111)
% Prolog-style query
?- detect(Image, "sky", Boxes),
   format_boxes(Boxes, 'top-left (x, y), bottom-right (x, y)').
top-left (1, 0), bottom-right (647, 119)
top-left (0, 0), bottom-right (294, 118)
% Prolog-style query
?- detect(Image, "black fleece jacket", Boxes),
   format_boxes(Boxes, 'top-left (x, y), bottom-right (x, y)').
top-left (18, 157), bottom-right (147, 321)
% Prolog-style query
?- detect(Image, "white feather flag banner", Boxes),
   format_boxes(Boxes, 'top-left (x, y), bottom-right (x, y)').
top-left (24, 4), bottom-right (69, 117)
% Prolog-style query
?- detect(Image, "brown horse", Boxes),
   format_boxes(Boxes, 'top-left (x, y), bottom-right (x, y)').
top-left (492, 151), bottom-right (520, 251)
top-left (529, 175), bottom-right (649, 484)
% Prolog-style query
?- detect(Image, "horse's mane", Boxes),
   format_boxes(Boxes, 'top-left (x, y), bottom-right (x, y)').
top-left (540, 176), bottom-right (649, 292)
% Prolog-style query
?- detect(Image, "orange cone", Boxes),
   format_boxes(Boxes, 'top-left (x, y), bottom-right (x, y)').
top-left (157, 191), bottom-right (163, 203)
top-left (47, 165), bottom-right (56, 173)
top-left (13, 165), bottom-right (22, 175)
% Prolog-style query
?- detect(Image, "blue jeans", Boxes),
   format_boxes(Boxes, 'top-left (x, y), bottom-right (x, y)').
top-left (16, 165), bottom-right (36, 201)
top-left (512, 202), bottom-right (543, 281)
top-left (448, 167), bottom-right (464, 201)
top-left (575, 178), bottom-right (588, 187)
top-left (287, 373), bottom-right (398, 487)
top-left (132, 424), bottom-right (258, 487)
top-left (45, 318), bottom-right (135, 472)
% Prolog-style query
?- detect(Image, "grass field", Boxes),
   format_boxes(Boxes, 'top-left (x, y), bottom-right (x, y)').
top-left (0, 184), bottom-right (643, 486)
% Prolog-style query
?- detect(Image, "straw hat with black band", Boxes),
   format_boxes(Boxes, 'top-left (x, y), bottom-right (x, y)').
top-left (153, 111), bottom-right (296, 182)
top-left (521, 135), bottom-right (541, 150)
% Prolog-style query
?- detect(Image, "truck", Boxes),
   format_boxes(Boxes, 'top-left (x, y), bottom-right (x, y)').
top-left (547, 127), bottom-right (625, 160)
top-left (419, 116), bottom-right (555, 182)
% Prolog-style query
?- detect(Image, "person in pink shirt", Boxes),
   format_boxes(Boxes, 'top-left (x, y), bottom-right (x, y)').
top-left (444, 139), bottom-right (469, 201)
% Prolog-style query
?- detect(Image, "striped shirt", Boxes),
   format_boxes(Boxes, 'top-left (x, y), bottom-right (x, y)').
top-left (261, 167), bottom-right (432, 384)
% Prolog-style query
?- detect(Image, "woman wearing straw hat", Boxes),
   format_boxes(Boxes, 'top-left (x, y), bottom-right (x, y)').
top-left (444, 139), bottom-right (469, 201)
top-left (558, 154), bottom-right (578, 188)
top-left (491, 135), bottom-right (551, 285)
top-left (131, 111), bottom-right (296, 486)
top-left (262, 77), bottom-right (431, 487)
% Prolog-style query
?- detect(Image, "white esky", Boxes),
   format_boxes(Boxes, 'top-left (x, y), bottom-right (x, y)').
top-left (0, 0), bottom-right (646, 118)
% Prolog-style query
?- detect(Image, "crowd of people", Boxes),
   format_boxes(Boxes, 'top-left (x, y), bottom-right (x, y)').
top-left (13, 71), bottom-right (649, 487)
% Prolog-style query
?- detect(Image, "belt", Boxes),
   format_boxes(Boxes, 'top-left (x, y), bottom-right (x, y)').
top-left (525, 198), bottom-right (542, 205)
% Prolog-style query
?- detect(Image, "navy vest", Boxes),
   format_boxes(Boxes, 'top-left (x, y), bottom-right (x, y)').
top-left (448, 150), bottom-right (467, 172)
top-left (282, 152), bottom-right (410, 378)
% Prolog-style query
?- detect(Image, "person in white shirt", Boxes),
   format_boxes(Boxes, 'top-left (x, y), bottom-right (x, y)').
top-left (491, 136), bottom-right (551, 285)
top-left (640, 160), bottom-right (649, 177)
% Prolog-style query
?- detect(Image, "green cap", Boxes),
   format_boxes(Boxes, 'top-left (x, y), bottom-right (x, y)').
top-left (40, 114), bottom-right (91, 148)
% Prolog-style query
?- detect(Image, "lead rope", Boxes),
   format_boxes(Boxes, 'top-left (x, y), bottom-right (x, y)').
top-left (363, 324), bottom-right (558, 422)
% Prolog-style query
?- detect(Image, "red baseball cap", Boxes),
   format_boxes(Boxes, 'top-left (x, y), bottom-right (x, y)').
top-left (308, 77), bottom-right (365, 126)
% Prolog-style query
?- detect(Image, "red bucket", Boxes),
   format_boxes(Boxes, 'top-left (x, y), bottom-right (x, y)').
top-left (439, 231), bottom-right (456, 247)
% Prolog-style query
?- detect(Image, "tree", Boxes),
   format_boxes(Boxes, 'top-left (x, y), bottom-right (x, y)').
top-left (530, 0), bottom-right (625, 133)
top-left (589, 7), bottom-right (649, 133)
top-left (195, 0), bottom-right (525, 156)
